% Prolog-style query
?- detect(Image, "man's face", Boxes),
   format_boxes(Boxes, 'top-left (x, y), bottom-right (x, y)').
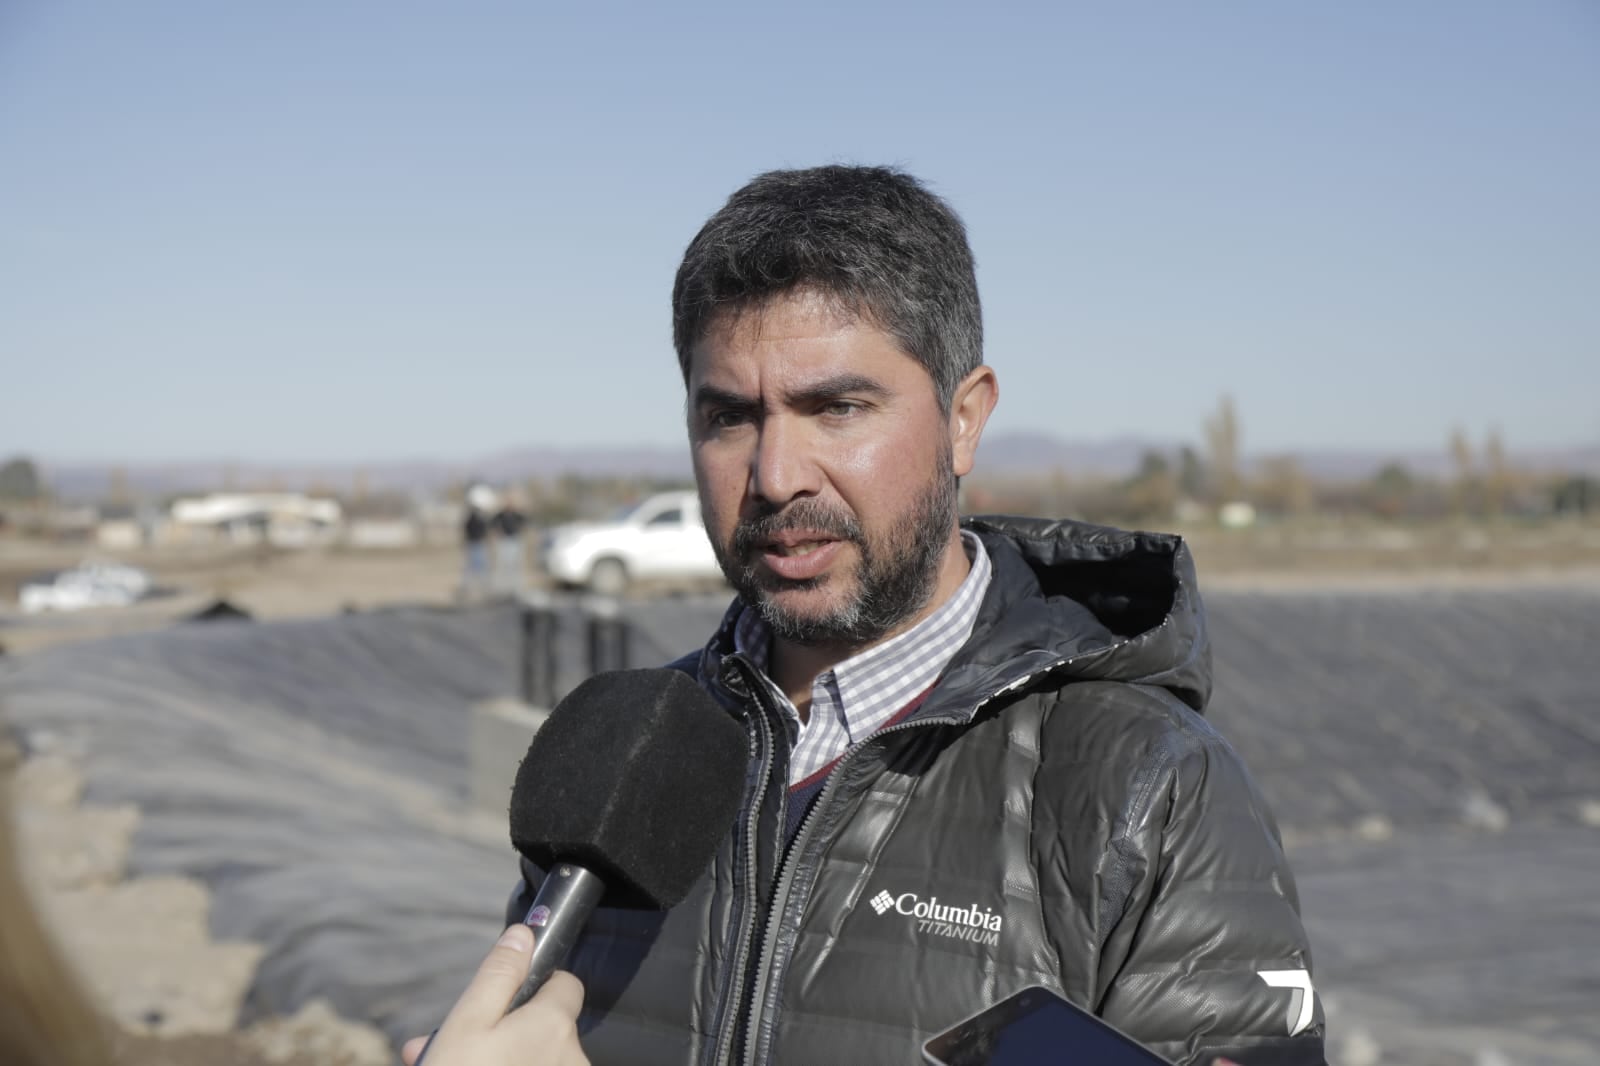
top-left (687, 292), bottom-right (967, 648)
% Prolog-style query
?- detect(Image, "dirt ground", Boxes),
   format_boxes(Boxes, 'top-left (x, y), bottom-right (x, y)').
top-left (0, 541), bottom-right (470, 655)
top-left (3, 733), bottom-right (393, 1066)
top-left (112, 1031), bottom-right (324, 1066)
top-left (111, 1019), bottom-right (387, 1066)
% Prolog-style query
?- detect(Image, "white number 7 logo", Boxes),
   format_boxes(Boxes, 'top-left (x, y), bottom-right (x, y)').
top-left (1257, 969), bottom-right (1316, 1036)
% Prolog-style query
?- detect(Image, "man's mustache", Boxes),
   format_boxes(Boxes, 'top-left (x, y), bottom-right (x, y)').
top-left (729, 501), bottom-right (864, 559)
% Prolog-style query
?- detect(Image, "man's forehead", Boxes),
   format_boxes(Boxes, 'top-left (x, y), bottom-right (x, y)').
top-left (688, 291), bottom-right (925, 385)
top-left (700, 289), bottom-right (862, 349)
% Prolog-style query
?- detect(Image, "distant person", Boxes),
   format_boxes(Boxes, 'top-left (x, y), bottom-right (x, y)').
top-left (491, 165), bottom-right (1323, 1064)
top-left (491, 492), bottom-right (528, 596)
top-left (461, 485), bottom-right (496, 601)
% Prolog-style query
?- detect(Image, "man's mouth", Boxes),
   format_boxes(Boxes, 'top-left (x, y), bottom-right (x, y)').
top-left (749, 532), bottom-right (847, 582)
top-left (765, 539), bottom-right (834, 558)
top-left (728, 503), bottom-right (864, 585)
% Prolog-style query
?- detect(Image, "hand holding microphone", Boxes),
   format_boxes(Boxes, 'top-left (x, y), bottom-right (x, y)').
top-left (409, 669), bottom-right (748, 1062)
top-left (400, 925), bottom-right (588, 1066)
top-left (504, 668), bottom-right (747, 1006)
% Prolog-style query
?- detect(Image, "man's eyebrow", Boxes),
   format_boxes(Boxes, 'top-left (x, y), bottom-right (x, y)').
top-left (692, 375), bottom-right (889, 412)
top-left (783, 374), bottom-right (889, 406)
top-left (692, 384), bottom-right (757, 411)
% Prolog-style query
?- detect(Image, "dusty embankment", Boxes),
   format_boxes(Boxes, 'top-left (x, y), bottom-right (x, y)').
top-left (4, 734), bottom-right (391, 1065)
top-left (0, 602), bottom-right (539, 1061)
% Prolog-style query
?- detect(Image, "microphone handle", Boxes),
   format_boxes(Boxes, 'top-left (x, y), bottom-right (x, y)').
top-left (414, 862), bottom-right (604, 1065)
top-left (508, 861), bottom-right (607, 1011)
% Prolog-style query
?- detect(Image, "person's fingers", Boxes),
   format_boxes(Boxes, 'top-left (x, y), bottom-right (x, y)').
top-left (496, 969), bottom-right (587, 1062)
top-left (400, 1035), bottom-right (428, 1065)
top-left (532, 969), bottom-right (586, 1022)
top-left (443, 924), bottom-right (536, 1032)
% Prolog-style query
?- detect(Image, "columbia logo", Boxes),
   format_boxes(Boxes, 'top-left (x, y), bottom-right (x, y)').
top-left (861, 888), bottom-right (1004, 947)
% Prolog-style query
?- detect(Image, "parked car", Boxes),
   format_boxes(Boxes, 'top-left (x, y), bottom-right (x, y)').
top-left (539, 491), bottom-right (725, 595)
top-left (18, 560), bottom-right (153, 614)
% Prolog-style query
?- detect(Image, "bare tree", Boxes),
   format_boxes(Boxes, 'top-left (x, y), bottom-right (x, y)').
top-left (1203, 395), bottom-right (1241, 503)
top-left (1484, 427), bottom-right (1510, 518)
top-left (1125, 451), bottom-right (1178, 523)
top-left (1448, 427), bottom-right (1474, 516)
top-left (0, 456), bottom-right (44, 500)
top-left (1176, 446), bottom-right (1206, 501)
top-left (1369, 462), bottom-right (1417, 519)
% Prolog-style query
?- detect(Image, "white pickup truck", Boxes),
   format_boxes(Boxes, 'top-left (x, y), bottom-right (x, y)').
top-left (538, 491), bottom-right (726, 595)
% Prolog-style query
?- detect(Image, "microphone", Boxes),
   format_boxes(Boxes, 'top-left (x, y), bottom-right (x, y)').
top-left (417, 669), bottom-right (747, 1063)
top-left (503, 668), bottom-right (748, 1009)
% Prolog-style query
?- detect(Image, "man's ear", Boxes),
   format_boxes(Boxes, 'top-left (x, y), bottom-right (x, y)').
top-left (948, 366), bottom-right (999, 478)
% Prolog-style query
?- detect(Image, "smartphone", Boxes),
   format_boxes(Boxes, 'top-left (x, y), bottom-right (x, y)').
top-left (922, 985), bottom-right (1175, 1066)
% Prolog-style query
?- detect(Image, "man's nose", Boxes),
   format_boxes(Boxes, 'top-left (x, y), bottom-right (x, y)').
top-left (750, 417), bottom-right (821, 507)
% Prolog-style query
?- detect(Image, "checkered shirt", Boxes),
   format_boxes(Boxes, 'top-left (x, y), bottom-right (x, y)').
top-left (731, 531), bottom-right (992, 786)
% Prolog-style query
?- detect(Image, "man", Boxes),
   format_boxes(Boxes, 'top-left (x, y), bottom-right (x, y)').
top-left (506, 166), bottom-right (1325, 1065)
top-left (491, 490), bottom-right (529, 595)
top-left (461, 485), bottom-right (495, 601)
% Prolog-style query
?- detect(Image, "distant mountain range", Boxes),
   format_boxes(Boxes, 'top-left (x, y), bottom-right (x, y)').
top-left (35, 434), bottom-right (1600, 500)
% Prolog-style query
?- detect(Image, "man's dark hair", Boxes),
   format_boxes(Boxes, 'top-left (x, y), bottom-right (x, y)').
top-left (672, 165), bottom-right (983, 411)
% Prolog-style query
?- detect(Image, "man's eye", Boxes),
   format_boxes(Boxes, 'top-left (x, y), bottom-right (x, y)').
top-left (822, 401), bottom-right (861, 418)
top-left (708, 409), bottom-right (749, 429)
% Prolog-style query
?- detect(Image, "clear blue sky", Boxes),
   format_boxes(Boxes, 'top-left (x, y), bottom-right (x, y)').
top-left (2, 1), bottom-right (1596, 465)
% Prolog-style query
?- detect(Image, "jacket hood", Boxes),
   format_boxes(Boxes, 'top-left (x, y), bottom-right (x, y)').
top-left (937, 516), bottom-right (1213, 715)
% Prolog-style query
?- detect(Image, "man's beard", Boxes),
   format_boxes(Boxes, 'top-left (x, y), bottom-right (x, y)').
top-left (714, 450), bottom-right (958, 648)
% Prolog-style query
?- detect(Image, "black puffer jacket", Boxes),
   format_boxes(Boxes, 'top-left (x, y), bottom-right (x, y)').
top-left (507, 517), bottom-right (1325, 1065)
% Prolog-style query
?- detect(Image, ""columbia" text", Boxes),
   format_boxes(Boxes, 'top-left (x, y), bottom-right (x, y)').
top-left (892, 893), bottom-right (1003, 932)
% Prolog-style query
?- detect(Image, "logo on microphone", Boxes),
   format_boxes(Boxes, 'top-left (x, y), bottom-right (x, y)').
top-left (526, 905), bottom-right (552, 928)
top-left (865, 887), bottom-right (1003, 947)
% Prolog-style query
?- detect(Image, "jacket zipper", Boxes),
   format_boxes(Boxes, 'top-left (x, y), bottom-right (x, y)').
top-left (739, 713), bottom-right (961, 1065)
top-left (738, 655), bottom-right (1083, 1065)
top-left (709, 657), bottom-right (783, 1066)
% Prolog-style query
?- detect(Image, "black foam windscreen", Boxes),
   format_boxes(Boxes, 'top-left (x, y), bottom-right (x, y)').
top-left (509, 668), bottom-right (749, 910)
